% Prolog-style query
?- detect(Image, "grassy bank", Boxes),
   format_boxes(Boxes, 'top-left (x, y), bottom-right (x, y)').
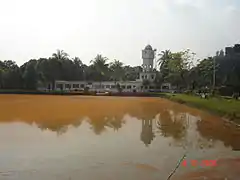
top-left (163, 93), bottom-right (240, 122)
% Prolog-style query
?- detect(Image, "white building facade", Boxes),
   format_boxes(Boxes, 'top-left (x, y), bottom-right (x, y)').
top-left (53, 45), bottom-right (171, 92)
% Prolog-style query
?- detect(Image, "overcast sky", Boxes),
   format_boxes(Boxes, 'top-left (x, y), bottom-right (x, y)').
top-left (0, 0), bottom-right (239, 66)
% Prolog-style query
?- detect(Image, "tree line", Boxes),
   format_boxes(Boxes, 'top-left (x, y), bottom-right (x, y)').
top-left (0, 47), bottom-right (240, 94)
top-left (158, 49), bottom-right (240, 91)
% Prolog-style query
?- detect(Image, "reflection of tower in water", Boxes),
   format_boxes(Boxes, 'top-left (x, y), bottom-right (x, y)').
top-left (141, 119), bottom-right (155, 147)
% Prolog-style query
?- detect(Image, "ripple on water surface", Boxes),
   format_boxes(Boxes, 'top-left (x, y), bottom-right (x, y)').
top-left (0, 95), bottom-right (240, 180)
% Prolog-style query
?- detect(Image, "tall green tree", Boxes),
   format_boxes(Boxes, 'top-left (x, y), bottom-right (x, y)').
top-left (72, 57), bottom-right (83, 66)
top-left (196, 57), bottom-right (215, 87)
top-left (0, 60), bottom-right (22, 89)
top-left (165, 50), bottom-right (194, 88)
top-left (158, 50), bottom-right (171, 81)
top-left (52, 49), bottom-right (69, 61)
top-left (123, 66), bottom-right (142, 81)
top-left (109, 59), bottom-right (124, 81)
top-left (22, 60), bottom-right (38, 90)
top-left (36, 58), bottom-right (62, 89)
top-left (90, 54), bottom-right (109, 81)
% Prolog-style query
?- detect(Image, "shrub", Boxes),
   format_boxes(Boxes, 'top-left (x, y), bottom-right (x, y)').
top-left (84, 87), bottom-right (89, 94)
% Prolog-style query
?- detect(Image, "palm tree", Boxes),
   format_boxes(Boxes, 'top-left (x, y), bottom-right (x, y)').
top-left (109, 59), bottom-right (124, 82)
top-left (52, 49), bottom-right (69, 61)
top-left (72, 57), bottom-right (83, 66)
top-left (90, 54), bottom-right (109, 81)
top-left (158, 50), bottom-right (171, 71)
top-left (158, 50), bottom-right (171, 82)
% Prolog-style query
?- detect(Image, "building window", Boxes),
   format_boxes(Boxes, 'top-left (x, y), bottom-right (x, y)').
top-left (111, 85), bottom-right (116, 89)
top-left (73, 84), bottom-right (79, 88)
top-left (121, 85), bottom-right (126, 89)
top-left (80, 84), bottom-right (84, 88)
top-left (145, 75), bottom-right (147, 79)
top-left (142, 75), bottom-right (144, 79)
top-left (151, 75), bottom-right (154, 79)
top-left (133, 85), bottom-right (136, 88)
top-left (56, 84), bottom-right (63, 89)
top-left (106, 85), bottom-right (110, 88)
top-left (162, 86), bottom-right (169, 90)
top-left (65, 84), bottom-right (71, 88)
top-left (127, 85), bottom-right (131, 89)
top-left (150, 86), bottom-right (154, 89)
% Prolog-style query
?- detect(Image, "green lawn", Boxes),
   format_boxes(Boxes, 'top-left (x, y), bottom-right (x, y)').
top-left (163, 93), bottom-right (240, 122)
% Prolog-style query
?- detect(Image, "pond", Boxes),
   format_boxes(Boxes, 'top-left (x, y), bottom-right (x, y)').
top-left (0, 95), bottom-right (240, 180)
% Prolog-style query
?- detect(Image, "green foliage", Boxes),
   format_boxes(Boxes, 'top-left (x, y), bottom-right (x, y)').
top-left (109, 60), bottom-right (124, 81)
top-left (165, 93), bottom-right (240, 121)
top-left (0, 46), bottom-right (240, 96)
top-left (157, 49), bottom-right (195, 89)
top-left (154, 71), bottom-right (163, 86)
top-left (0, 52), bottom-right (148, 90)
top-left (84, 86), bottom-right (89, 94)
top-left (22, 60), bottom-right (38, 90)
top-left (157, 50), bottom-right (171, 81)
top-left (142, 79), bottom-right (150, 87)
top-left (90, 54), bottom-right (110, 81)
top-left (52, 49), bottom-right (69, 60)
top-left (0, 60), bottom-right (23, 89)
top-left (123, 66), bottom-right (142, 81)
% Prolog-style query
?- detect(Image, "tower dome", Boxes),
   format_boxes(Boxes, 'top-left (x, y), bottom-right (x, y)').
top-left (145, 44), bottom-right (153, 50)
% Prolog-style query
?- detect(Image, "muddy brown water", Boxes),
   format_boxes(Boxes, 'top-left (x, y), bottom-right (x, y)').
top-left (0, 95), bottom-right (240, 180)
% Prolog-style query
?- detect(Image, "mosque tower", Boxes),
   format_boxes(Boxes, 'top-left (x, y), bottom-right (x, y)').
top-left (139, 45), bottom-right (157, 83)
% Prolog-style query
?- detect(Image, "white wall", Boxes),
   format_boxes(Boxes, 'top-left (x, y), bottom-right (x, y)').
top-left (54, 80), bottom-right (144, 92)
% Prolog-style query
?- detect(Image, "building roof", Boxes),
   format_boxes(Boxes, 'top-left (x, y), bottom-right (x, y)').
top-left (145, 44), bottom-right (153, 50)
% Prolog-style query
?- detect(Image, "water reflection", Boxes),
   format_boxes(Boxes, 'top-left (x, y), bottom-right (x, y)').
top-left (88, 115), bottom-right (125, 135)
top-left (197, 118), bottom-right (240, 151)
top-left (156, 110), bottom-right (187, 140)
top-left (0, 95), bottom-right (239, 150)
top-left (35, 115), bottom-right (126, 136)
top-left (1, 95), bottom-right (240, 180)
top-left (106, 116), bottom-right (125, 131)
top-left (141, 119), bottom-right (155, 147)
top-left (13, 109), bottom-right (239, 152)
top-left (37, 119), bottom-right (83, 135)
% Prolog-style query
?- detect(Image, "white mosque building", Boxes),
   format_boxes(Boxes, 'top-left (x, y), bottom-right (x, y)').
top-left (53, 45), bottom-right (171, 92)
